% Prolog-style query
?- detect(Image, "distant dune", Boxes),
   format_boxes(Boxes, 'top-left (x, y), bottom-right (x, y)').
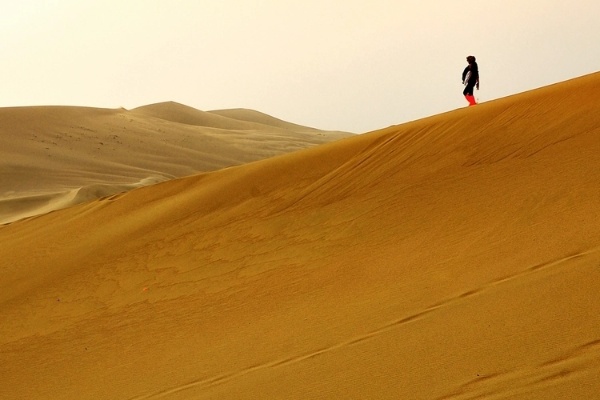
top-left (1, 73), bottom-right (600, 399)
top-left (0, 102), bottom-right (351, 223)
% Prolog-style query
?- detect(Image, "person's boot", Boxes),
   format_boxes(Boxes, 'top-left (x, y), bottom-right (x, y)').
top-left (465, 95), bottom-right (477, 106)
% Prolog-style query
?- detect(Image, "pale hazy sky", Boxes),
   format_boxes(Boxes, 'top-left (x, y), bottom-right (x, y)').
top-left (2, 0), bottom-right (599, 133)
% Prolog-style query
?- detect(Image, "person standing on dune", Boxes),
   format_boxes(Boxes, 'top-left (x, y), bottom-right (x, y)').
top-left (462, 55), bottom-right (479, 106)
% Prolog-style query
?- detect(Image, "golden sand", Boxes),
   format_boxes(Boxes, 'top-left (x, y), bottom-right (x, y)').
top-left (1, 73), bottom-right (599, 399)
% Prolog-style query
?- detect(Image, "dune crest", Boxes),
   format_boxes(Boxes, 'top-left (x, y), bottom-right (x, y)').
top-left (1, 73), bottom-right (599, 399)
top-left (132, 101), bottom-right (261, 130)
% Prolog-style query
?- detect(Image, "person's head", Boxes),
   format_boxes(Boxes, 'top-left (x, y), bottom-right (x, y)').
top-left (466, 55), bottom-right (476, 64)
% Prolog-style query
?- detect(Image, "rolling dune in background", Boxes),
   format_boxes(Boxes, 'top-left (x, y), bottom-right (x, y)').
top-left (1, 73), bottom-right (600, 399)
top-left (0, 102), bottom-right (350, 224)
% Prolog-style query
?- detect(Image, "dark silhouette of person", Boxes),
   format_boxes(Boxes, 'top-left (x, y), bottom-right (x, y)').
top-left (462, 55), bottom-right (479, 106)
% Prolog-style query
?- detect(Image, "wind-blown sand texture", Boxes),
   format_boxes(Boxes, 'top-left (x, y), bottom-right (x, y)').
top-left (1, 72), bottom-right (600, 399)
top-left (0, 102), bottom-right (351, 224)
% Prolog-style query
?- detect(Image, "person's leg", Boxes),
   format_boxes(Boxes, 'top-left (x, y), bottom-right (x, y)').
top-left (463, 85), bottom-right (477, 106)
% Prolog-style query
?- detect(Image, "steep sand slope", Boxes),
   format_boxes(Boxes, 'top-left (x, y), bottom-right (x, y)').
top-left (1, 73), bottom-right (599, 399)
top-left (0, 103), bottom-right (350, 224)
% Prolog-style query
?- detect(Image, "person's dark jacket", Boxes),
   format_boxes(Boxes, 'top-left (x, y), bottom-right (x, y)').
top-left (462, 62), bottom-right (479, 86)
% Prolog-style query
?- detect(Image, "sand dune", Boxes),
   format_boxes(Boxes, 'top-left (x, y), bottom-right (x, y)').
top-left (208, 108), bottom-right (326, 132)
top-left (1, 72), bottom-right (600, 399)
top-left (0, 103), bottom-right (350, 224)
